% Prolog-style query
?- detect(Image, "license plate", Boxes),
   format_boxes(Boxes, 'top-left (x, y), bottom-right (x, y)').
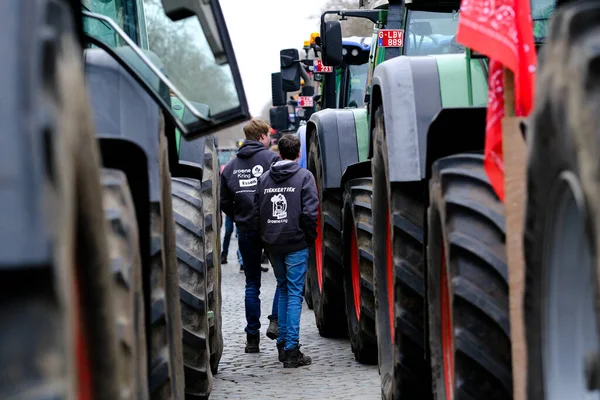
top-left (378, 29), bottom-right (404, 47)
top-left (298, 96), bottom-right (314, 107)
top-left (313, 59), bottom-right (333, 73)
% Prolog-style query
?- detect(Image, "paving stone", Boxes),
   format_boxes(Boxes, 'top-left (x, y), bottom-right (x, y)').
top-left (211, 227), bottom-right (381, 399)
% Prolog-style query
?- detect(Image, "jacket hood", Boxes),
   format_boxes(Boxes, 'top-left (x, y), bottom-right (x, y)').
top-left (270, 160), bottom-right (301, 183)
top-left (237, 140), bottom-right (267, 158)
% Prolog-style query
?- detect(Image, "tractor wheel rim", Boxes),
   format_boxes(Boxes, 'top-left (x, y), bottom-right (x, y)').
top-left (316, 202), bottom-right (324, 292)
top-left (543, 171), bottom-right (598, 400)
top-left (74, 267), bottom-right (93, 400)
top-left (351, 224), bottom-right (361, 320)
top-left (440, 239), bottom-right (454, 400)
top-left (386, 205), bottom-right (394, 343)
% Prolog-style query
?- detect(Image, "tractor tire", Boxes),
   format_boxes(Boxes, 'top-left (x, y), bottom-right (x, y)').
top-left (342, 177), bottom-right (378, 364)
top-left (371, 106), bottom-right (432, 399)
top-left (201, 135), bottom-right (224, 375)
top-left (101, 169), bottom-right (150, 400)
top-left (307, 132), bottom-right (347, 338)
top-left (304, 274), bottom-right (314, 309)
top-left (0, 4), bottom-right (119, 398)
top-left (171, 178), bottom-right (213, 398)
top-left (427, 154), bottom-right (512, 400)
top-left (524, 4), bottom-right (600, 398)
top-left (149, 132), bottom-right (185, 400)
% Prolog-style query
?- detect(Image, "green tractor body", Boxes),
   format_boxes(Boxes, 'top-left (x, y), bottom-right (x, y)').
top-left (304, 1), bottom-right (514, 400)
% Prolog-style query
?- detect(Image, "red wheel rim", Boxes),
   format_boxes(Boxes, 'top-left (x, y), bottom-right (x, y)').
top-left (74, 272), bottom-right (93, 400)
top-left (386, 206), bottom-right (394, 343)
top-left (350, 225), bottom-right (361, 320)
top-left (440, 241), bottom-right (454, 400)
top-left (315, 201), bottom-right (324, 291)
top-left (315, 179), bottom-right (323, 292)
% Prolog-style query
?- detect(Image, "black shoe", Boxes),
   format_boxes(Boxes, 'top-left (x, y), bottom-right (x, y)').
top-left (277, 342), bottom-right (285, 362)
top-left (283, 345), bottom-right (311, 368)
top-left (260, 266), bottom-right (269, 272)
top-left (266, 316), bottom-right (278, 340)
top-left (239, 267), bottom-right (245, 273)
top-left (221, 253), bottom-right (228, 264)
top-left (245, 333), bottom-right (260, 353)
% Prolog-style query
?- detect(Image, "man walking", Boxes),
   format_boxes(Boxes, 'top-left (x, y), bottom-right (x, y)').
top-left (253, 134), bottom-right (318, 368)
top-left (221, 119), bottom-right (281, 352)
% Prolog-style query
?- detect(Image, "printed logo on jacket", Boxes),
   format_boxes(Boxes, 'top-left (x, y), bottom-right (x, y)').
top-left (235, 164), bottom-right (264, 188)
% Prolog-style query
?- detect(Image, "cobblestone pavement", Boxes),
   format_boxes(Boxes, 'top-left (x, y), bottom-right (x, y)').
top-left (211, 232), bottom-right (381, 400)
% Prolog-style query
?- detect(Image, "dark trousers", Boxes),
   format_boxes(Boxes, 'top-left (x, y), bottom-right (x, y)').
top-left (237, 230), bottom-right (280, 335)
top-left (222, 214), bottom-right (234, 255)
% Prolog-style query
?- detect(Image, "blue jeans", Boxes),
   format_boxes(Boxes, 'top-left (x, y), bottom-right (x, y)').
top-left (222, 215), bottom-right (234, 255)
top-left (269, 248), bottom-right (309, 350)
top-left (237, 231), bottom-right (280, 334)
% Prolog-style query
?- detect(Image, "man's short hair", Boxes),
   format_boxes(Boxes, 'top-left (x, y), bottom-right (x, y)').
top-left (278, 134), bottom-right (301, 160)
top-left (243, 119), bottom-right (271, 141)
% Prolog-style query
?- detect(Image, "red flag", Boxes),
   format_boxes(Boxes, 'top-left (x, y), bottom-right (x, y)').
top-left (457, 0), bottom-right (537, 201)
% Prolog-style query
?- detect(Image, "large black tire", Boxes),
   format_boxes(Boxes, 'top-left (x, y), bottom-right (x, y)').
top-left (150, 132), bottom-right (185, 400)
top-left (524, 4), bottom-right (600, 398)
top-left (304, 274), bottom-right (314, 309)
top-left (101, 169), bottom-right (150, 400)
top-left (201, 135), bottom-right (223, 375)
top-left (171, 178), bottom-right (213, 398)
top-left (0, 4), bottom-right (119, 398)
top-left (342, 177), bottom-right (377, 364)
top-left (371, 106), bottom-right (432, 399)
top-left (427, 154), bottom-right (512, 400)
top-left (307, 132), bottom-right (347, 338)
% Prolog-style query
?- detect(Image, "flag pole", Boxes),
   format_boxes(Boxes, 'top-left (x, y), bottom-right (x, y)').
top-left (502, 65), bottom-right (527, 400)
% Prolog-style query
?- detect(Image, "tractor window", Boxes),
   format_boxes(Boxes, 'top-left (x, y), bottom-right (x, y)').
top-left (346, 63), bottom-right (369, 108)
top-left (531, 0), bottom-right (556, 44)
top-left (142, 0), bottom-right (239, 115)
top-left (404, 10), bottom-right (463, 56)
top-left (82, 0), bottom-right (144, 47)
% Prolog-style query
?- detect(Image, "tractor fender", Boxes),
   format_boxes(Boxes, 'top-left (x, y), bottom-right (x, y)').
top-left (341, 160), bottom-right (372, 190)
top-left (307, 108), bottom-right (361, 190)
top-left (424, 107), bottom-right (486, 179)
top-left (173, 135), bottom-right (207, 181)
top-left (371, 55), bottom-right (442, 183)
top-left (84, 48), bottom-right (162, 203)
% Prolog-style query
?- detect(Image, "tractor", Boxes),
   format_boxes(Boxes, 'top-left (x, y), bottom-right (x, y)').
top-left (311, 1), bottom-right (511, 399)
top-left (0, 1), bottom-right (248, 399)
top-left (451, 0), bottom-right (600, 399)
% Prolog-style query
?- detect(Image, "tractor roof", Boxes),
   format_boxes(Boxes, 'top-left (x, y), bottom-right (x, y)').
top-left (342, 36), bottom-right (372, 50)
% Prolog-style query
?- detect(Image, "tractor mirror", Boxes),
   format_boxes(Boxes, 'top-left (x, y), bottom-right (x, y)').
top-left (280, 49), bottom-right (301, 92)
top-left (321, 20), bottom-right (343, 66)
top-left (270, 106), bottom-right (289, 131)
top-left (271, 72), bottom-right (286, 107)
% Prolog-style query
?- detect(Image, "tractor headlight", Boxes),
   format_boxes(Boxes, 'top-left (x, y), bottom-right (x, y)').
top-left (351, 49), bottom-right (359, 56)
top-left (342, 48), bottom-right (348, 56)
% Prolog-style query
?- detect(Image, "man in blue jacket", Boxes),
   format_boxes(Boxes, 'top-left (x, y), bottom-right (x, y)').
top-left (253, 134), bottom-right (318, 368)
top-left (221, 119), bottom-right (281, 352)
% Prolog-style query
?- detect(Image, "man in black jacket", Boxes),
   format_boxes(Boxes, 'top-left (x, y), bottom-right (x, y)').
top-left (221, 119), bottom-right (281, 352)
top-left (253, 134), bottom-right (318, 368)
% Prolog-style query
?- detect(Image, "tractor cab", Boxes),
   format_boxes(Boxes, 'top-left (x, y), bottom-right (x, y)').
top-left (81, 0), bottom-right (249, 139)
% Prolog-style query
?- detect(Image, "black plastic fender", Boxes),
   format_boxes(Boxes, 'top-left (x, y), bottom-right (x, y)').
top-left (84, 48), bottom-right (162, 203)
top-left (341, 160), bottom-right (372, 190)
top-left (424, 107), bottom-right (486, 179)
top-left (307, 108), bottom-right (361, 190)
top-left (172, 135), bottom-right (207, 181)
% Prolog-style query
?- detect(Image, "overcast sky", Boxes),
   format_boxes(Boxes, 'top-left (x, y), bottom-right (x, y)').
top-left (219, 0), bottom-right (323, 116)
